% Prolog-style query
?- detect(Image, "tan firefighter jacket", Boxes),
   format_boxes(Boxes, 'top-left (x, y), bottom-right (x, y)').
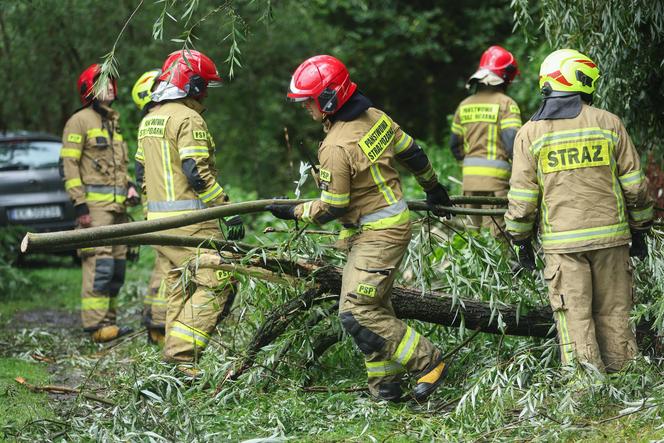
top-left (294, 107), bottom-right (439, 243)
top-left (451, 90), bottom-right (522, 191)
top-left (505, 103), bottom-right (653, 253)
top-left (60, 104), bottom-right (130, 214)
top-left (136, 98), bottom-right (228, 220)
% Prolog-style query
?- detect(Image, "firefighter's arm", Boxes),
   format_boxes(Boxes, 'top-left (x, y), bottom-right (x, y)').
top-left (615, 121), bottom-right (653, 231)
top-left (450, 109), bottom-right (465, 161)
top-left (392, 128), bottom-right (438, 191)
top-left (134, 144), bottom-right (146, 196)
top-left (505, 131), bottom-right (540, 240)
top-left (60, 116), bottom-right (88, 217)
top-left (177, 116), bottom-right (228, 206)
top-left (499, 101), bottom-right (522, 159)
top-left (293, 144), bottom-right (350, 225)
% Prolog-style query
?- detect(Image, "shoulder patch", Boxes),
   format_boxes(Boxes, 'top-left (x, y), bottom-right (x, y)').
top-left (138, 115), bottom-right (170, 139)
top-left (193, 130), bottom-right (208, 141)
top-left (509, 104), bottom-right (521, 115)
top-left (459, 104), bottom-right (500, 124)
top-left (319, 168), bottom-right (332, 182)
top-left (358, 114), bottom-right (395, 162)
top-left (67, 133), bottom-right (82, 143)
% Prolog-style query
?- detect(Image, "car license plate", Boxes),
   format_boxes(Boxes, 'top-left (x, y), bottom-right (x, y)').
top-left (8, 205), bottom-right (62, 221)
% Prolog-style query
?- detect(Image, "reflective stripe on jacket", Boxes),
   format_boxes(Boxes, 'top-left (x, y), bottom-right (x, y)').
top-left (505, 104), bottom-right (653, 253)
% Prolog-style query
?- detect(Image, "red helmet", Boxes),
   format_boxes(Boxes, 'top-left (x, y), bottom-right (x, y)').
top-left (288, 55), bottom-right (357, 114)
top-left (159, 50), bottom-right (222, 98)
top-left (77, 63), bottom-right (117, 105)
top-left (470, 46), bottom-right (520, 85)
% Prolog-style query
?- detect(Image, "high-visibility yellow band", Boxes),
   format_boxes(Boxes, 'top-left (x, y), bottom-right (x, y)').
top-left (147, 209), bottom-right (196, 220)
top-left (198, 182), bottom-right (224, 204)
top-left (321, 190), bottom-right (350, 207)
top-left (619, 170), bottom-right (645, 187)
top-left (179, 146), bottom-right (209, 159)
top-left (82, 297), bottom-right (110, 311)
top-left (366, 360), bottom-right (405, 377)
top-left (86, 192), bottom-right (126, 203)
top-left (505, 218), bottom-right (534, 233)
top-left (500, 118), bottom-right (522, 129)
top-left (87, 128), bottom-right (109, 139)
top-left (169, 322), bottom-right (210, 348)
top-left (508, 188), bottom-right (539, 202)
top-left (394, 132), bottom-right (413, 154)
top-left (451, 122), bottom-right (464, 136)
top-left (556, 311), bottom-right (574, 364)
top-left (463, 166), bottom-right (511, 179)
top-left (65, 178), bottom-right (82, 190)
top-left (629, 205), bottom-right (654, 222)
top-left (135, 146), bottom-right (145, 162)
top-left (541, 222), bottom-right (630, 246)
top-left (370, 164), bottom-right (398, 205)
top-left (61, 148), bottom-right (82, 159)
top-left (392, 326), bottom-right (420, 366)
top-left (363, 208), bottom-right (410, 231)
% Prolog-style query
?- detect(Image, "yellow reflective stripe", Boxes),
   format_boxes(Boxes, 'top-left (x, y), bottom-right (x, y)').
top-left (144, 295), bottom-right (167, 306)
top-left (541, 222), bottom-right (630, 246)
top-left (135, 145), bottom-right (145, 162)
top-left (86, 192), bottom-right (126, 203)
top-left (530, 127), bottom-right (618, 157)
top-left (462, 166), bottom-right (511, 179)
top-left (487, 125), bottom-right (497, 160)
top-left (67, 133), bottom-right (83, 143)
top-left (169, 322), bottom-right (210, 348)
top-left (369, 164), bottom-right (397, 204)
top-left (393, 132), bottom-right (413, 154)
top-left (300, 201), bottom-right (314, 223)
top-left (115, 133), bottom-right (123, 142)
top-left (338, 227), bottom-right (357, 240)
top-left (198, 182), bottom-right (224, 204)
top-left (86, 128), bottom-right (109, 139)
top-left (392, 326), bottom-right (420, 366)
top-left (65, 178), bottom-right (82, 190)
top-left (451, 122), bottom-right (464, 136)
top-left (619, 170), bottom-right (646, 187)
top-left (179, 146), bottom-right (209, 159)
top-left (500, 119), bottom-right (522, 129)
top-left (609, 156), bottom-right (626, 224)
top-left (147, 209), bottom-right (196, 220)
top-left (363, 208), bottom-right (410, 231)
top-left (505, 218), bottom-right (534, 233)
top-left (366, 360), bottom-right (404, 377)
top-left (320, 190), bottom-right (350, 207)
top-left (556, 311), bottom-right (574, 364)
top-left (161, 141), bottom-right (175, 201)
top-left (61, 148), bottom-right (82, 159)
top-left (629, 205), bottom-right (654, 222)
top-left (508, 188), bottom-right (539, 202)
top-left (416, 167), bottom-right (436, 182)
top-left (82, 297), bottom-right (110, 311)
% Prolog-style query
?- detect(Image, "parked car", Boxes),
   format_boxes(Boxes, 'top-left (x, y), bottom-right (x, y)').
top-left (0, 131), bottom-right (76, 232)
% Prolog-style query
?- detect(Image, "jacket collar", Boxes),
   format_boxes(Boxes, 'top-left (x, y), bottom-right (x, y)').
top-left (178, 97), bottom-right (206, 115)
top-left (327, 91), bottom-right (373, 124)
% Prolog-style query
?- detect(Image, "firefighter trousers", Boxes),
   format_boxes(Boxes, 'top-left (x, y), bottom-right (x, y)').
top-left (544, 245), bottom-right (638, 372)
top-left (79, 207), bottom-right (127, 331)
top-left (463, 189), bottom-right (508, 239)
top-left (143, 248), bottom-right (169, 330)
top-left (156, 221), bottom-right (236, 363)
top-left (339, 235), bottom-right (440, 396)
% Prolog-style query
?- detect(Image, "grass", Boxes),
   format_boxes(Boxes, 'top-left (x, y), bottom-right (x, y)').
top-left (0, 358), bottom-right (53, 432)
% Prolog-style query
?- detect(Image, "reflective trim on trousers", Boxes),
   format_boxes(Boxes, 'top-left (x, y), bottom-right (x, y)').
top-left (392, 326), bottom-right (420, 366)
top-left (365, 360), bottom-right (405, 378)
top-left (169, 323), bottom-right (210, 348)
top-left (82, 296), bottom-right (110, 311)
top-left (556, 311), bottom-right (575, 364)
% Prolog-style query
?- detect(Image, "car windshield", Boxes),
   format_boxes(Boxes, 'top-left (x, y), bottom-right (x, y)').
top-left (0, 140), bottom-right (62, 171)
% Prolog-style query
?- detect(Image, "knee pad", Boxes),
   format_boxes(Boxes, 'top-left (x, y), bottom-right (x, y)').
top-left (93, 258), bottom-right (114, 293)
top-left (339, 311), bottom-right (386, 355)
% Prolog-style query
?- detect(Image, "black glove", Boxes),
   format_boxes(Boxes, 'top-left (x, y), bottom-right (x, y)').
top-left (513, 238), bottom-right (536, 272)
top-left (266, 197), bottom-right (297, 221)
top-left (629, 230), bottom-right (648, 259)
top-left (223, 215), bottom-right (245, 241)
top-left (425, 183), bottom-right (453, 218)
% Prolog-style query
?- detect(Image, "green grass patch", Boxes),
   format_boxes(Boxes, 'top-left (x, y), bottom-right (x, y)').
top-left (0, 358), bottom-right (53, 433)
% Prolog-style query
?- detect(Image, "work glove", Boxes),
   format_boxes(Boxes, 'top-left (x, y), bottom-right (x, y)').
top-left (266, 197), bottom-right (297, 221)
top-left (513, 238), bottom-right (536, 272)
top-left (425, 183), bottom-right (453, 218)
top-left (629, 230), bottom-right (648, 260)
top-left (126, 185), bottom-right (140, 207)
top-left (223, 215), bottom-right (245, 241)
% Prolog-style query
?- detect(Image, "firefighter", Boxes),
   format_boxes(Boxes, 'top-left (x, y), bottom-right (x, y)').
top-left (60, 64), bottom-right (139, 342)
top-left (137, 50), bottom-right (244, 369)
top-left (132, 69), bottom-right (168, 345)
top-left (268, 55), bottom-right (453, 402)
top-left (506, 49), bottom-right (653, 372)
top-left (450, 45), bottom-right (522, 237)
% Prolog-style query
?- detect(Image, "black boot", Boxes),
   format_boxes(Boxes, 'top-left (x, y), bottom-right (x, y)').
top-left (376, 382), bottom-right (402, 402)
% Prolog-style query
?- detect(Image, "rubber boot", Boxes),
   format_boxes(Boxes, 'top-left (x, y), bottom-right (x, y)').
top-left (147, 328), bottom-right (166, 346)
top-left (90, 325), bottom-right (134, 343)
top-left (375, 382), bottom-right (402, 402)
top-left (412, 355), bottom-right (449, 401)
